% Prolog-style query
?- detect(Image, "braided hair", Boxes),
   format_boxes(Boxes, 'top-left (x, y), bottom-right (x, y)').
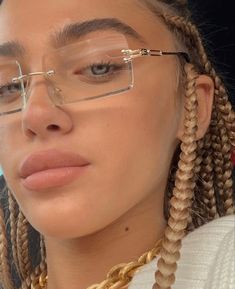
top-left (143, 1), bottom-right (235, 288)
top-left (0, 1), bottom-right (234, 289)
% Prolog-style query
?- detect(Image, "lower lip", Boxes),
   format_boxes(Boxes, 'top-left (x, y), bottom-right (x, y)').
top-left (21, 166), bottom-right (89, 191)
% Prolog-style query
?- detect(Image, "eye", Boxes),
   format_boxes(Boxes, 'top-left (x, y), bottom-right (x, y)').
top-left (73, 61), bottom-right (124, 84)
top-left (0, 82), bottom-right (20, 95)
top-left (90, 63), bottom-right (113, 76)
top-left (0, 82), bottom-right (25, 103)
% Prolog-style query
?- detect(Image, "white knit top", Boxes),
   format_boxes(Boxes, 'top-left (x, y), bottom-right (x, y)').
top-left (128, 215), bottom-right (235, 289)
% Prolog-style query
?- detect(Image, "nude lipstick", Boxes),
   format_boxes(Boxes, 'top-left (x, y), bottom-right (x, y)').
top-left (19, 149), bottom-right (90, 190)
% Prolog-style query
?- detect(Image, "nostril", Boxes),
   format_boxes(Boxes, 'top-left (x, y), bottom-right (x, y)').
top-left (47, 124), bottom-right (60, 131)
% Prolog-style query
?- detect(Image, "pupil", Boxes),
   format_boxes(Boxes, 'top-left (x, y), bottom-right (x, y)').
top-left (92, 64), bottom-right (109, 75)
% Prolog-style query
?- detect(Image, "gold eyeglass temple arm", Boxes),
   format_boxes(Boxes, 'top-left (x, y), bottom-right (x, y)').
top-left (122, 48), bottom-right (190, 62)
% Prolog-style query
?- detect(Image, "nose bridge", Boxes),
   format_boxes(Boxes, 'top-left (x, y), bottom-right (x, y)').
top-left (21, 70), bottom-right (73, 139)
top-left (24, 70), bottom-right (56, 107)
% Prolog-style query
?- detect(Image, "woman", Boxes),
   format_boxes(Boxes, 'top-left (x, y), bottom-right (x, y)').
top-left (0, 0), bottom-right (234, 289)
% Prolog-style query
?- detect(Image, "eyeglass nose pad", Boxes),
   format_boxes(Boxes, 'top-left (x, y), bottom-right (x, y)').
top-left (21, 77), bottom-right (30, 109)
top-left (22, 76), bottom-right (65, 108)
top-left (46, 79), bottom-right (65, 106)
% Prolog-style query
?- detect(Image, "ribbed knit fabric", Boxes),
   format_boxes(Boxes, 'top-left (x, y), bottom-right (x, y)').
top-left (128, 215), bottom-right (235, 289)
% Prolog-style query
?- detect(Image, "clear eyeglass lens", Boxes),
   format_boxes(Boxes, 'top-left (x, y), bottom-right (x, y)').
top-left (44, 34), bottom-right (133, 105)
top-left (0, 61), bottom-right (24, 115)
top-left (0, 35), bottom-right (133, 116)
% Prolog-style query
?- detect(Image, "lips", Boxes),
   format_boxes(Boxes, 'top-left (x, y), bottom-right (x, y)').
top-left (18, 149), bottom-right (90, 190)
top-left (19, 149), bottom-right (90, 179)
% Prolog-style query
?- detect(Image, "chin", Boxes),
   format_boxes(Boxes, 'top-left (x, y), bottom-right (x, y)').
top-left (24, 209), bottom-right (99, 239)
top-left (25, 207), bottom-right (111, 240)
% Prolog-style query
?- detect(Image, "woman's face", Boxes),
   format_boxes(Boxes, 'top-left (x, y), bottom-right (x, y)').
top-left (0, 0), bottom-right (183, 239)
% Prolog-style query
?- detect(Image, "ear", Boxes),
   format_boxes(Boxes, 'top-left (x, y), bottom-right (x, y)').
top-left (177, 75), bottom-right (214, 141)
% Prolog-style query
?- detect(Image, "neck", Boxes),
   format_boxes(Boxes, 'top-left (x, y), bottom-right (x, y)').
top-left (44, 191), bottom-right (166, 289)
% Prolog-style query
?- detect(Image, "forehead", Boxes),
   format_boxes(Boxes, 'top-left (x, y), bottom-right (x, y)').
top-left (0, 0), bottom-right (174, 56)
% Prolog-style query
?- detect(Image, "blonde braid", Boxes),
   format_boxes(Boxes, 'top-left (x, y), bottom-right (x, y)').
top-left (210, 108), bottom-right (234, 215)
top-left (19, 262), bottom-right (43, 289)
top-left (214, 112), bottom-right (235, 214)
top-left (161, 14), bottom-right (235, 147)
top-left (189, 137), bottom-right (209, 228)
top-left (0, 205), bottom-right (14, 289)
top-left (199, 133), bottom-right (218, 219)
top-left (164, 145), bottom-right (180, 221)
top-left (211, 112), bottom-right (226, 215)
top-left (7, 190), bottom-right (21, 276)
top-left (153, 64), bottom-right (199, 289)
top-left (150, 7), bottom-right (235, 289)
top-left (163, 12), bottom-right (235, 214)
top-left (16, 211), bottom-right (32, 281)
top-left (39, 235), bottom-right (47, 279)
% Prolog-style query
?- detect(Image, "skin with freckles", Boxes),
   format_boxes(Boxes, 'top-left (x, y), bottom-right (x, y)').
top-left (0, 1), bottom-right (214, 289)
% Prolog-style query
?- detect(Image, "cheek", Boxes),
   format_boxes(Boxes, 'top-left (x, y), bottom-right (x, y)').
top-left (80, 75), bottom-right (179, 209)
top-left (0, 117), bottom-right (21, 175)
top-left (0, 113), bottom-right (31, 201)
top-left (95, 63), bottom-right (180, 199)
top-left (77, 79), bottom-right (179, 230)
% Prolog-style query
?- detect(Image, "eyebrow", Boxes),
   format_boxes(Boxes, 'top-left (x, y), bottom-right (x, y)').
top-left (0, 18), bottom-right (146, 57)
top-left (51, 18), bottom-right (146, 48)
top-left (0, 41), bottom-right (25, 57)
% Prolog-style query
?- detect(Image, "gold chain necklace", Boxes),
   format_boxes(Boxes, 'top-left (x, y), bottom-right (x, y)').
top-left (34, 238), bottom-right (162, 289)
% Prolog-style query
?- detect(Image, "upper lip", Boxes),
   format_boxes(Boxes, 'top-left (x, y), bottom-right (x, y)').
top-left (19, 149), bottom-right (90, 179)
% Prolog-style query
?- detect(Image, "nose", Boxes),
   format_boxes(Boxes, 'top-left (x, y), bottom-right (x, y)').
top-left (22, 78), bottom-right (73, 140)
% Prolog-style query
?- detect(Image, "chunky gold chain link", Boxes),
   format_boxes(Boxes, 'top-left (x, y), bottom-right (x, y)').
top-left (35, 239), bottom-right (162, 289)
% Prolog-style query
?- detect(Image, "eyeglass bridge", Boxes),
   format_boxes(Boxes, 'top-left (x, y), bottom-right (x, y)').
top-left (12, 70), bottom-right (55, 83)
